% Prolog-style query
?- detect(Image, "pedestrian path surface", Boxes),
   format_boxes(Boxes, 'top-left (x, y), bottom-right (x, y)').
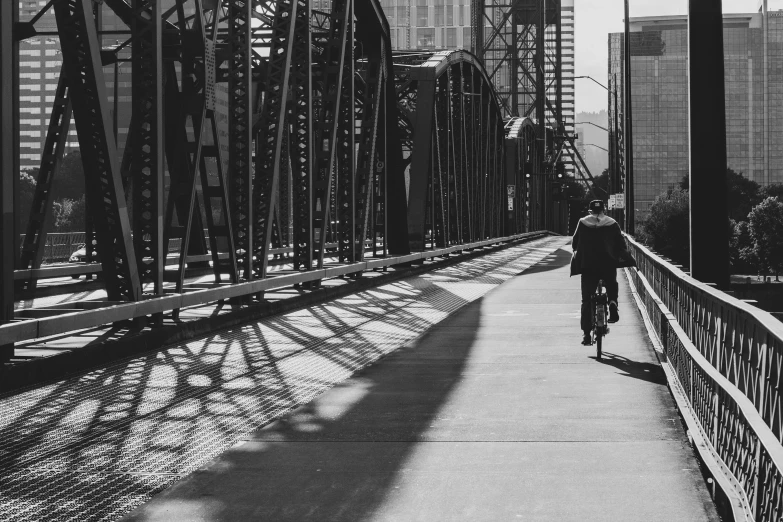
top-left (1, 235), bottom-right (566, 521)
top-left (119, 240), bottom-right (719, 522)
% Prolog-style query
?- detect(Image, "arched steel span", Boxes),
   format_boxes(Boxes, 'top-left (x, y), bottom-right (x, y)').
top-left (0, 1), bottom-right (558, 354)
top-left (401, 50), bottom-right (509, 251)
top-left (504, 116), bottom-right (540, 233)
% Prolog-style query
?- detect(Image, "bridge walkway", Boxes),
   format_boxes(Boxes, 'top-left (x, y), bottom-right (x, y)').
top-left (121, 238), bottom-right (718, 521)
top-left (0, 235), bottom-right (718, 521)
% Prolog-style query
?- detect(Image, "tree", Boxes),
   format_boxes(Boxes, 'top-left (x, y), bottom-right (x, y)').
top-left (748, 197), bottom-right (783, 281)
top-left (637, 187), bottom-right (690, 266)
top-left (17, 169), bottom-right (38, 234)
top-left (760, 183), bottom-right (783, 201)
top-left (729, 219), bottom-right (757, 273)
top-left (680, 168), bottom-right (761, 222)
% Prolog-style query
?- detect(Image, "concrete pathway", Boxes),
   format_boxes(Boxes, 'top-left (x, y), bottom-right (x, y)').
top-left (123, 245), bottom-right (718, 522)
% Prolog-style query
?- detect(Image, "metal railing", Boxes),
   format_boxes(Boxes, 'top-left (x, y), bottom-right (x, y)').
top-left (626, 234), bottom-right (783, 521)
top-left (19, 232), bottom-right (187, 265)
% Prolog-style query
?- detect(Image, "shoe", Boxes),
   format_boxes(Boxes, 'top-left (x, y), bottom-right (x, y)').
top-left (582, 333), bottom-right (592, 345)
top-left (609, 301), bottom-right (619, 323)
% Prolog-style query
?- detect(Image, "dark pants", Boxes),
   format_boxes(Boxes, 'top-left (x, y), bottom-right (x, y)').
top-left (580, 269), bottom-right (619, 332)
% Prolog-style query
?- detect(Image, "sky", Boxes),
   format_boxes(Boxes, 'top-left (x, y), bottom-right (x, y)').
top-left (575, 0), bottom-right (772, 114)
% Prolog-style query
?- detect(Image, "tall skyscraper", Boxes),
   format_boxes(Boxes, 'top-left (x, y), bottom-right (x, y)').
top-left (560, 0), bottom-right (575, 158)
top-left (610, 11), bottom-right (783, 217)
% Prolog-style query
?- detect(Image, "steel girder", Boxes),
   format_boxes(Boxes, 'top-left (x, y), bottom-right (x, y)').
top-left (1, 0), bottom-right (16, 357)
top-left (17, 72), bottom-right (73, 294)
top-left (131, 0), bottom-right (164, 295)
top-left (2, 0), bottom-right (531, 346)
top-left (228, 0), bottom-right (255, 279)
top-left (405, 50), bottom-right (507, 252)
top-left (53, 0), bottom-right (141, 302)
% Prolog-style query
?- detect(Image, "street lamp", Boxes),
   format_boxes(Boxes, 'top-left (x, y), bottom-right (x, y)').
top-left (575, 74), bottom-right (623, 223)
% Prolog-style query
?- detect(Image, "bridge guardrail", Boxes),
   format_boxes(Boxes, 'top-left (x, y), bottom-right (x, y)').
top-left (625, 234), bottom-right (783, 522)
top-left (19, 232), bottom-right (187, 265)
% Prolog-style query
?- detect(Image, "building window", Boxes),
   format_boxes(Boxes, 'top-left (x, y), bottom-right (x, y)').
top-left (435, 6), bottom-right (444, 26)
top-left (418, 28), bottom-right (435, 48)
top-left (447, 28), bottom-right (457, 48)
top-left (417, 7), bottom-right (428, 27)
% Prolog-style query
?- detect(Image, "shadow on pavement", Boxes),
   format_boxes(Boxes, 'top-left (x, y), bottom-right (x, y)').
top-left (125, 299), bottom-right (484, 522)
top-left (593, 352), bottom-right (667, 385)
top-left (517, 247), bottom-right (572, 276)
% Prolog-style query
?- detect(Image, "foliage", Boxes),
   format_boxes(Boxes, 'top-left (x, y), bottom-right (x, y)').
top-left (748, 197), bottom-right (783, 280)
top-left (729, 219), bottom-right (757, 273)
top-left (17, 170), bottom-right (38, 233)
top-left (55, 151), bottom-right (86, 201)
top-left (637, 187), bottom-right (690, 266)
top-left (680, 168), bottom-right (763, 222)
top-left (760, 183), bottom-right (783, 201)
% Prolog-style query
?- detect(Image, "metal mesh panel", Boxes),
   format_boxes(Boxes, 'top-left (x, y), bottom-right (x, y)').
top-left (0, 236), bottom-right (566, 521)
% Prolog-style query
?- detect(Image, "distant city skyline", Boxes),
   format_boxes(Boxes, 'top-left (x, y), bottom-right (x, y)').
top-left (576, 0), bottom-right (783, 114)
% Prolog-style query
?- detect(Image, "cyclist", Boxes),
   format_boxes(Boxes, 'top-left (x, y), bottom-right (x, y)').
top-left (571, 199), bottom-right (636, 346)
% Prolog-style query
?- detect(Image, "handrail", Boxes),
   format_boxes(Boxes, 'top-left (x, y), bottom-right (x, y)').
top-left (0, 231), bottom-right (550, 345)
top-left (625, 233), bottom-right (783, 521)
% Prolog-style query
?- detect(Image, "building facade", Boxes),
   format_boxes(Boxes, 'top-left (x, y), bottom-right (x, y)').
top-left (379, 0), bottom-right (473, 51)
top-left (609, 11), bottom-right (783, 217)
top-left (18, 2), bottom-right (132, 174)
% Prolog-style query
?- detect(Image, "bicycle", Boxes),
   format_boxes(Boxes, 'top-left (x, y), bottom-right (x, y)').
top-left (591, 279), bottom-right (610, 360)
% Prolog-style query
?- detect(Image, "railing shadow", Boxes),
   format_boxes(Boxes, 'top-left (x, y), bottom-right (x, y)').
top-left (0, 236), bottom-right (561, 521)
top-left (124, 298), bottom-right (485, 522)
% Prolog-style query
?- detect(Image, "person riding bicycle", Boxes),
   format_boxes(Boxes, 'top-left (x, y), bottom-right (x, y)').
top-left (571, 199), bottom-right (636, 346)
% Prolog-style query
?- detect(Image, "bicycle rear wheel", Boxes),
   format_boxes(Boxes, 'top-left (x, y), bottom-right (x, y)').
top-left (596, 333), bottom-right (602, 359)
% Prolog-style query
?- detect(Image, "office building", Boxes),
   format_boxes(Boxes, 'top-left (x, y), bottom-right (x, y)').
top-left (380, 0), bottom-right (473, 51)
top-left (609, 10), bottom-right (783, 217)
top-left (559, 0), bottom-right (575, 173)
top-left (18, 2), bottom-right (132, 174)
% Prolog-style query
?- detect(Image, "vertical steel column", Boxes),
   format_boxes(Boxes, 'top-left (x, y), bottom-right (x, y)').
top-left (312, 0), bottom-right (350, 267)
top-left (132, 0), bottom-right (164, 295)
top-left (688, 0), bottom-right (730, 289)
top-left (252, 0), bottom-right (297, 279)
top-left (290, 0), bottom-right (313, 272)
top-left (0, 0), bottom-right (16, 357)
top-left (336, 6), bottom-right (355, 262)
top-left (228, 0), bottom-right (254, 279)
top-left (471, 0), bottom-right (485, 57)
top-left (54, 0), bottom-right (140, 302)
top-left (536, 0), bottom-right (547, 230)
top-left (17, 71), bottom-right (73, 293)
top-left (408, 68), bottom-right (436, 251)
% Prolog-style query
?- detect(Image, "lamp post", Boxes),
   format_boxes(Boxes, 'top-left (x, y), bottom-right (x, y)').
top-left (574, 75), bottom-right (621, 220)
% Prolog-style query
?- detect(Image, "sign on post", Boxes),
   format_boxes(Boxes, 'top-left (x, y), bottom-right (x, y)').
top-left (507, 185), bottom-right (516, 198)
top-left (614, 194), bottom-right (625, 209)
top-left (608, 194), bottom-right (616, 209)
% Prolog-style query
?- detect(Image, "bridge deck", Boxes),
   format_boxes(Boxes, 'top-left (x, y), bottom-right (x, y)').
top-left (1, 236), bottom-right (718, 521)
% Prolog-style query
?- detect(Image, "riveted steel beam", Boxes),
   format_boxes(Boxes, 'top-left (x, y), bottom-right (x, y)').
top-left (131, 0), bottom-right (164, 295)
top-left (252, 0), bottom-right (297, 280)
top-left (0, 0), bottom-right (16, 358)
top-left (53, 0), bottom-right (140, 302)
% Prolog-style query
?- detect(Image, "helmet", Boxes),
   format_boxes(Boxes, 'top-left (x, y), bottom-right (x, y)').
top-left (588, 199), bottom-right (605, 214)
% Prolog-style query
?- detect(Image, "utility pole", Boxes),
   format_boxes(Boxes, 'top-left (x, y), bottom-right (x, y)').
top-left (688, 0), bottom-right (730, 289)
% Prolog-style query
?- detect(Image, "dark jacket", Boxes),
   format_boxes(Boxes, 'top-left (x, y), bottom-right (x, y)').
top-left (570, 213), bottom-right (636, 276)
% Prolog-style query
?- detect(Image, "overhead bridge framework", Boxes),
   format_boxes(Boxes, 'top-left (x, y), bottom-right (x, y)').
top-left (0, 0), bottom-right (564, 357)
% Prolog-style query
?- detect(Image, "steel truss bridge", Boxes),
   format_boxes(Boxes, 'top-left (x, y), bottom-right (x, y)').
top-left (0, 0), bottom-right (575, 358)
